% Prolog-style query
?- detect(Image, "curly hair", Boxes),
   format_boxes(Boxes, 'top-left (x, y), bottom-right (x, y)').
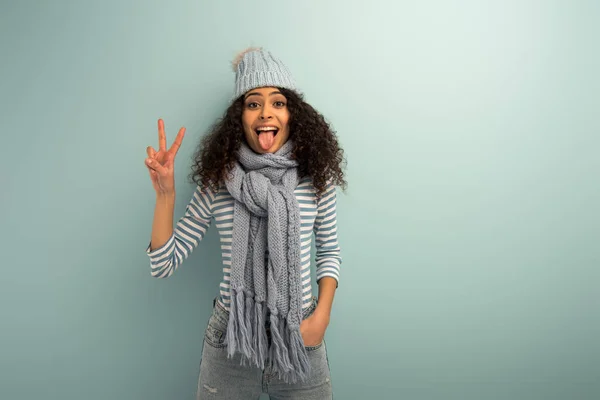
top-left (188, 88), bottom-right (347, 198)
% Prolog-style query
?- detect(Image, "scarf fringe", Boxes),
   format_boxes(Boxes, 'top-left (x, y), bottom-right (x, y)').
top-left (255, 301), bottom-right (268, 369)
top-left (226, 290), bottom-right (239, 358)
top-left (225, 288), bottom-right (311, 383)
top-left (287, 328), bottom-right (311, 382)
top-left (268, 313), bottom-right (293, 374)
top-left (243, 295), bottom-right (255, 359)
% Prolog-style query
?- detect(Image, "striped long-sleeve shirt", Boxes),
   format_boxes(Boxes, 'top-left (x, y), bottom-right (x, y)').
top-left (146, 177), bottom-right (342, 311)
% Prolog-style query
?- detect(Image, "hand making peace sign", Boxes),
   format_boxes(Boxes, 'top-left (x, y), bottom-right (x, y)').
top-left (145, 119), bottom-right (186, 195)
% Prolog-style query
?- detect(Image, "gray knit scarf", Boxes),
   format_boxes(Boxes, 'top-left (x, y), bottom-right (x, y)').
top-left (223, 139), bottom-right (310, 383)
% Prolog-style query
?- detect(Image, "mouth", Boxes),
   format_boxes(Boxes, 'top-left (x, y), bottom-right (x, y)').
top-left (255, 126), bottom-right (279, 136)
top-left (255, 126), bottom-right (279, 150)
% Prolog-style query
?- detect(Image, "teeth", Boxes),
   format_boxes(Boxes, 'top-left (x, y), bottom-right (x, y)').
top-left (256, 127), bottom-right (278, 131)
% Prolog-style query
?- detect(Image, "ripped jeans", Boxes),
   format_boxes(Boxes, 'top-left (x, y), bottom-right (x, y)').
top-left (196, 296), bottom-right (332, 400)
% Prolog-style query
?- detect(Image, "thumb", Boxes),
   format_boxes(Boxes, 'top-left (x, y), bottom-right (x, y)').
top-left (145, 158), bottom-right (167, 175)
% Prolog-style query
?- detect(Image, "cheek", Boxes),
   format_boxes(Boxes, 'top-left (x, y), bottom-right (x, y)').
top-left (242, 121), bottom-right (255, 138)
top-left (242, 110), bottom-right (256, 127)
top-left (278, 111), bottom-right (290, 130)
top-left (244, 130), bottom-right (256, 145)
top-left (282, 118), bottom-right (291, 136)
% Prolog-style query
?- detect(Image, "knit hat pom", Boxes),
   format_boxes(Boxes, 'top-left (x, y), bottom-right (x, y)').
top-left (232, 47), bottom-right (262, 72)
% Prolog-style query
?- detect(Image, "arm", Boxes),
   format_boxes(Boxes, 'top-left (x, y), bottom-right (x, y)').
top-left (300, 182), bottom-right (342, 345)
top-left (315, 277), bottom-right (337, 320)
top-left (314, 181), bottom-right (342, 317)
top-left (146, 186), bottom-right (215, 278)
top-left (149, 192), bottom-right (176, 252)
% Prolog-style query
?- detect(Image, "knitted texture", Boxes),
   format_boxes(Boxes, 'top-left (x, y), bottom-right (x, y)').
top-left (232, 48), bottom-right (297, 100)
top-left (224, 140), bottom-right (310, 383)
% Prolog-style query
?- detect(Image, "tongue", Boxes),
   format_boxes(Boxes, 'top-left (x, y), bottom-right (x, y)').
top-left (258, 131), bottom-right (275, 150)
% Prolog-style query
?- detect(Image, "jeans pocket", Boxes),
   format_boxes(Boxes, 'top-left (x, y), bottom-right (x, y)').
top-left (302, 296), bottom-right (322, 351)
top-left (304, 341), bottom-right (324, 352)
top-left (204, 308), bottom-right (228, 348)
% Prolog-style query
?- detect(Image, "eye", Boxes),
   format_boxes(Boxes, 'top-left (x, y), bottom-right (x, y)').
top-left (274, 101), bottom-right (286, 108)
top-left (247, 102), bottom-right (260, 109)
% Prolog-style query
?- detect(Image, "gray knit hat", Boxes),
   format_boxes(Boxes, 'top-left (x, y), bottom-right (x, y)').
top-left (232, 47), bottom-right (297, 100)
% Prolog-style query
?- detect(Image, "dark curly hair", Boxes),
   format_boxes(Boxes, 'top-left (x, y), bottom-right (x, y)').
top-left (188, 88), bottom-right (347, 198)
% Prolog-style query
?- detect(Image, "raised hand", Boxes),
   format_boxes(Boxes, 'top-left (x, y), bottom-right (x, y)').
top-left (145, 119), bottom-right (186, 195)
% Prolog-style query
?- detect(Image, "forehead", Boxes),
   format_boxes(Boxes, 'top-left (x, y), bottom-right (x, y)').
top-left (244, 87), bottom-right (284, 97)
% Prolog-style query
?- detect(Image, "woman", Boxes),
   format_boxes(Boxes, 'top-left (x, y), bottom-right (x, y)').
top-left (144, 47), bottom-right (346, 399)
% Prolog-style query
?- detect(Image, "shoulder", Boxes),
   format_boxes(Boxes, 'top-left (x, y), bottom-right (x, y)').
top-left (296, 176), bottom-right (316, 190)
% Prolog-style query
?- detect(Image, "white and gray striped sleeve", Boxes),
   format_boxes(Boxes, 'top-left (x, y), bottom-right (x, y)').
top-left (146, 186), bottom-right (215, 278)
top-left (313, 181), bottom-right (342, 286)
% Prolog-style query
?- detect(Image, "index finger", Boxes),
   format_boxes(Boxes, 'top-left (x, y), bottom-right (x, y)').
top-left (158, 119), bottom-right (167, 151)
top-left (169, 127), bottom-right (186, 155)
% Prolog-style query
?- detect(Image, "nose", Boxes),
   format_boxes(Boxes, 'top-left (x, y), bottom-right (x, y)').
top-left (259, 105), bottom-right (273, 120)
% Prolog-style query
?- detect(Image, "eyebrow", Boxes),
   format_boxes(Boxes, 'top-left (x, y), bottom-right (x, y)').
top-left (244, 90), bottom-right (283, 99)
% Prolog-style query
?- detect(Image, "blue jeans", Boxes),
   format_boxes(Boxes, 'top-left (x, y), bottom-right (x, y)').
top-left (196, 296), bottom-right (333, 399)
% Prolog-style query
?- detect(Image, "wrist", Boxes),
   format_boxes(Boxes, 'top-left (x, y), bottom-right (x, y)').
top-left (156, 191), bottom-right (175, 200)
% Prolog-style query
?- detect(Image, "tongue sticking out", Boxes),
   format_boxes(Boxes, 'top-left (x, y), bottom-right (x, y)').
top-left (258, 131), bottom-right (275, 151)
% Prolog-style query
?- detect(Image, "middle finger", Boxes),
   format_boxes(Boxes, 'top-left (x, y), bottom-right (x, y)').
top-left (158, 119), bottom-right (167, 151)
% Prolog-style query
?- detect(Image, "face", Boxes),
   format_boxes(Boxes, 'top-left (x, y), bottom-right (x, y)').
top-left (242, 87), bottom-right (290, 154)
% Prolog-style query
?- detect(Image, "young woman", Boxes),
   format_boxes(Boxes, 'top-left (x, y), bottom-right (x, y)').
top-left (144, 47), bottom-right (346, 399)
